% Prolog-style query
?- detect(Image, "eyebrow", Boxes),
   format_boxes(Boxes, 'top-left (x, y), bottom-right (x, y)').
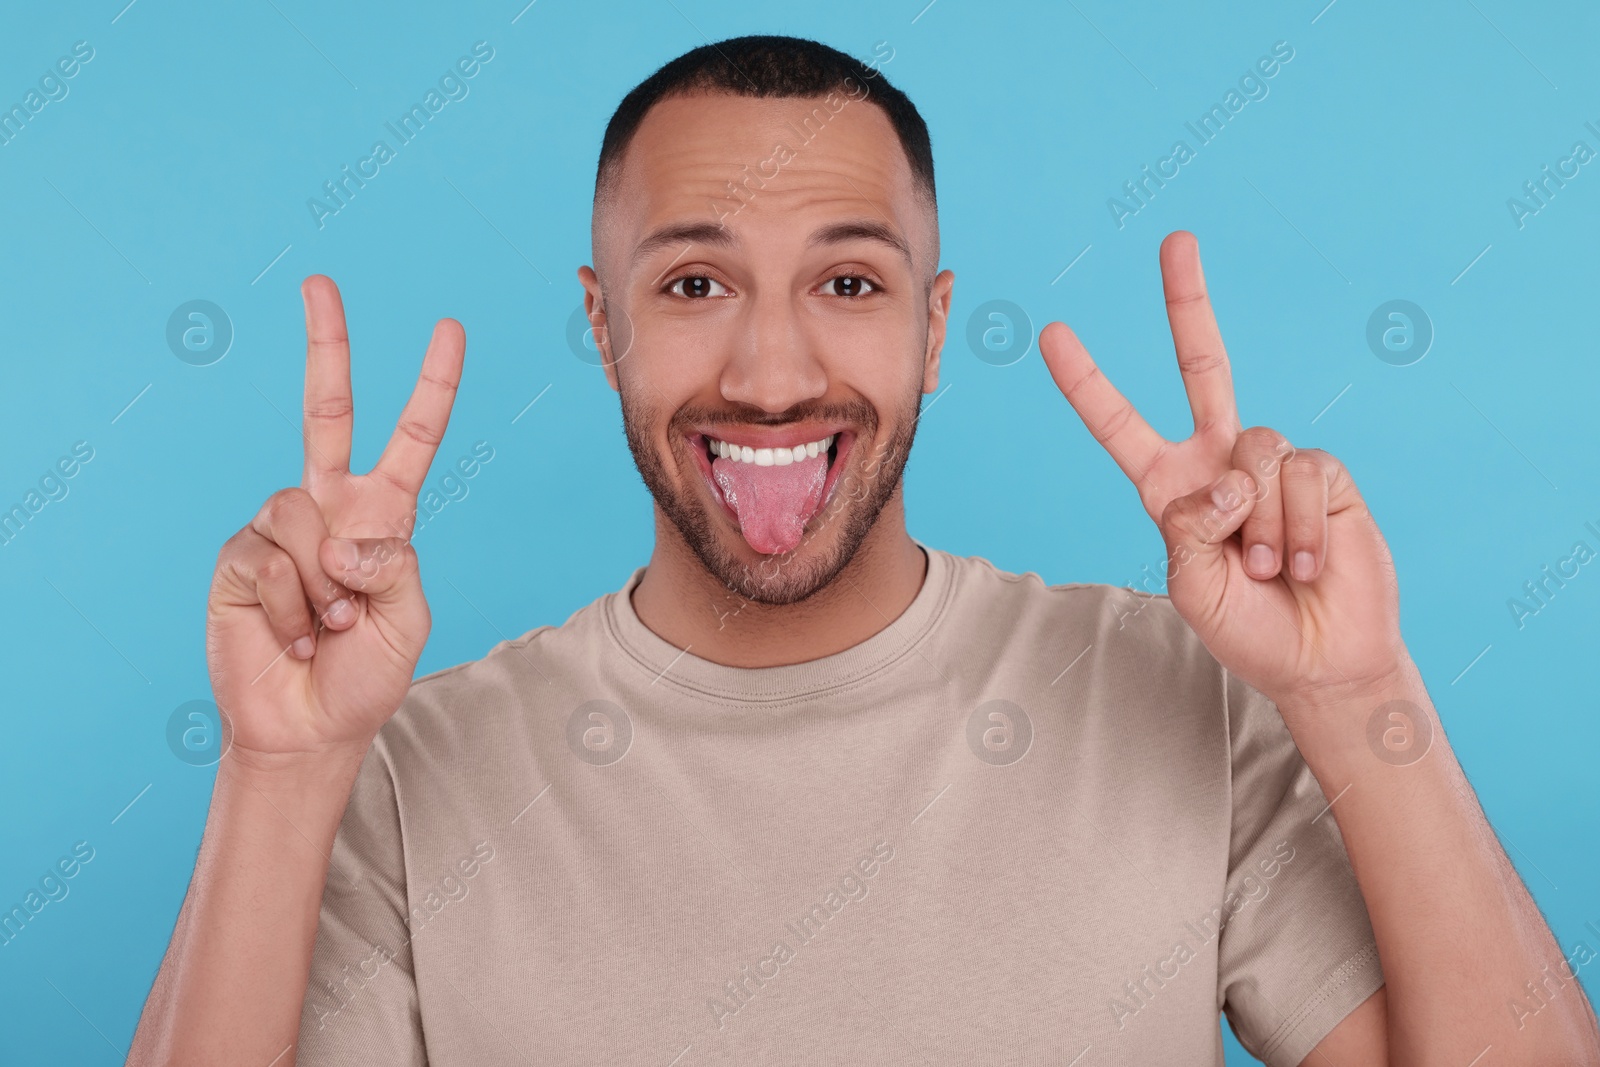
top-left (631, 217), bottom-right (913, 271)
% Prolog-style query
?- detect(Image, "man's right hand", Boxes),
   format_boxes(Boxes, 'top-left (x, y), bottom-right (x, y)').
top-left (206, 275), bottom-right (465, 760)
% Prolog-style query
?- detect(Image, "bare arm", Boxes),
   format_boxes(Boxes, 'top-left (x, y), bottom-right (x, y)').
top-left (128, 747), bottom-right (365, 1065)
top-left (128, 276), bottom-right (464, 1065)
top-left (1294, 665), bottom-right (1600, 1065)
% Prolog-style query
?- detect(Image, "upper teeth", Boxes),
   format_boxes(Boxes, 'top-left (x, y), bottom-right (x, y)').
top-left (709, 434), bottom-right (834, 466)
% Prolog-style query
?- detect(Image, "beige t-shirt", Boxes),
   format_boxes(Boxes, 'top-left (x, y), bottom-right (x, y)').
top-left (296, 544), bottom-right (1383, 1066)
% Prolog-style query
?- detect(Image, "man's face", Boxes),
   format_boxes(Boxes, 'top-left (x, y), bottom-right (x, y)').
top-left (582, 87), bottom-right (953, 606)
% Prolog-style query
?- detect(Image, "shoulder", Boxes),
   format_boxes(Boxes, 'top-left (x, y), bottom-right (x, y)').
top-left (934, 547), bottom-right (1219, 674)
top-left (927, 547), bottom-right (1235, 753)
top-left (368, 584), bottom-right (614, 772)
top-left (930, 547), bottom-right (1246, 817)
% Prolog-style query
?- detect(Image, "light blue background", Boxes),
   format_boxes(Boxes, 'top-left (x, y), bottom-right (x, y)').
top-left (2, 0), bottom-right (1597, 1062)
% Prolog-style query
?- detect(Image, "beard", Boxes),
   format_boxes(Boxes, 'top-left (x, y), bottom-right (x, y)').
top-left (619, 373), bottom-right (923, 607)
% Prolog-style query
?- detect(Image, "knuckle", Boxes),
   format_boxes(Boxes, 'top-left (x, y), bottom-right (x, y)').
top-left (303, 399), bottom-right (354, 423)
top-left (262, 486), bottom-right (312, 526)
top-left (1160, 494), bottom-right (1196, 533)
top-left (1062, 362), bottom-right (1103, 399)
top-left (394, 417), bottom-right (443, 448)
top-left (1096, 401), bottom-right (1137, 441)
top-left (1176, 349), bottom-right (1227, 376)
top-left (1237, 425), bottom-right (1284, 451)
top-left (220, 525), bottom-right (256, 559)
top-left (1303, 447), bottom-right (1336, 470)
top-left (417, 370), bottom-right (459, 394)
top-left (1283, 453), bottom-right (1322, 481)
top-left (256, 552), bottom-right (297, 585)
top-left (257, 548), bottom-right (296, 578)
top-left (1235, 426), bottom-right (1295, 477)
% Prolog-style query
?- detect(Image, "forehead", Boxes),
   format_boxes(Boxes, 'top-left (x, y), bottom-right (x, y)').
top-left (602, 89), bottom-right (929, 273)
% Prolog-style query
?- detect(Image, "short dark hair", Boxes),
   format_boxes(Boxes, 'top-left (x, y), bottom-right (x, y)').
top-left (593, 34), bottom-right (936, 212)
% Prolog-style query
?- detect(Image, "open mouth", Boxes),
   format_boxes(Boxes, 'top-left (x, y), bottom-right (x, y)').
top-left (686, 428), bottom-right (855, 555)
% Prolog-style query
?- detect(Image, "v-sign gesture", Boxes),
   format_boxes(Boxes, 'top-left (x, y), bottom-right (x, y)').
top-left (1040, 231), bottom-right (1406, 711)
top-left (207, 276), bottom-right (465, 759)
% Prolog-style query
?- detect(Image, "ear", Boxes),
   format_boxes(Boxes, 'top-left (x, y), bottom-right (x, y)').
top-left (922, 268), bottom-right (955, 394)
top-left (576, 265), bottom-right (621, 393)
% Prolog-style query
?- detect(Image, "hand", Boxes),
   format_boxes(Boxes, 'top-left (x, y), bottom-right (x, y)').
top-left (206, 276), bottom-right (465, 760)
top-left (1039, 231), bottom-right (1407, 710)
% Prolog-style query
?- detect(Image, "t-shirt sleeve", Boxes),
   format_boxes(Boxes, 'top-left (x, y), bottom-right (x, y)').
top-left (1215, 669), bottom-right (1385, 1066)
top-left (294, 738), bottom-right (427, 1065)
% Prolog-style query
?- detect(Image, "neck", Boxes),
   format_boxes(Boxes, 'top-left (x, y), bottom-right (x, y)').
top-left (630, 496), bottom-right (928, 668)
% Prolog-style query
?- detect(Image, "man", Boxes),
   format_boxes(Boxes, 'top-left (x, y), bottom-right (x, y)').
top-left (129, 34), bottom-right (1598, 1066)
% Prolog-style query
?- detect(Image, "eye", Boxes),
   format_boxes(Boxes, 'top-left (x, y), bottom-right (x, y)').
top-left (666, 275), bottom-right (729, 299)
top-left (821, 275), bottom-right (877, 298)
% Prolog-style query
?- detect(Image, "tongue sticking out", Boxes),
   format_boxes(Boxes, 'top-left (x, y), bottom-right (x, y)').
top-left (712, 451), bottom-right (828, 555)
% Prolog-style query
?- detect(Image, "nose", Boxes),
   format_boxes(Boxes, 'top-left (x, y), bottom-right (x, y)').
top-left (718, 286), bottom-right (828, 413)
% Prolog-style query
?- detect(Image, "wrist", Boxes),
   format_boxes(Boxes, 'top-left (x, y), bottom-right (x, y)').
top-left (1272, 656), bottom-right (1450, 786)
top-left (203, 740), bottom-right (374, 875)
top-left (219, 739), bottom-right (371, 794)
top-left (1274, 655), bottom-right (1422, 720)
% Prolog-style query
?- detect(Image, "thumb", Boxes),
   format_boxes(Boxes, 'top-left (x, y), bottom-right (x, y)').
top-left (1160, 469), bottom-right (1258, 598)
top-left (320, 536), bottom-right (422, 617)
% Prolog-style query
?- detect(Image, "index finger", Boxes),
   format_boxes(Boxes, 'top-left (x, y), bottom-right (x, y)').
top-left (1159, 231), bottom-right (1240, 434)
top-left (371, 317), bottom-right (466, 496)
top-left (301, 275), bottom-right (354, 487)
top-left (1039, 320), bottom-right (1167, 487)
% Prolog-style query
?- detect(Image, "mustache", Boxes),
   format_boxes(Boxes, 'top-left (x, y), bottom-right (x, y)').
top-left (670, 397), bottom-right (878, 433)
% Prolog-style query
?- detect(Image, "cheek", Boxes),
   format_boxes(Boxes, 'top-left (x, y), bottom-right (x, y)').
top-left (632, 319), bottom-right (724, 400)
top-left (815, 317), bottom-right (923, 397)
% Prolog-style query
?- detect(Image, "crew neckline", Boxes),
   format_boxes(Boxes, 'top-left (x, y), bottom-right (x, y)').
top-left (602, 542), bottom-right (954, 705)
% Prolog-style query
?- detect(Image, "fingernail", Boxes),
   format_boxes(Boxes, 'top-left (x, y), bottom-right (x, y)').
top-left (291, 635), bottom-right (315, 659)
top-left (332, 538), bottom-right (361, 571)
top-left (1247, 544), bottom-right (1275, 576)
top-left (1292, 551), bottom-right (1315, 582)
top-left (325, 598), bottom-right (356, 627)
top-left (1210, 475), bottom-right (1254, 511)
